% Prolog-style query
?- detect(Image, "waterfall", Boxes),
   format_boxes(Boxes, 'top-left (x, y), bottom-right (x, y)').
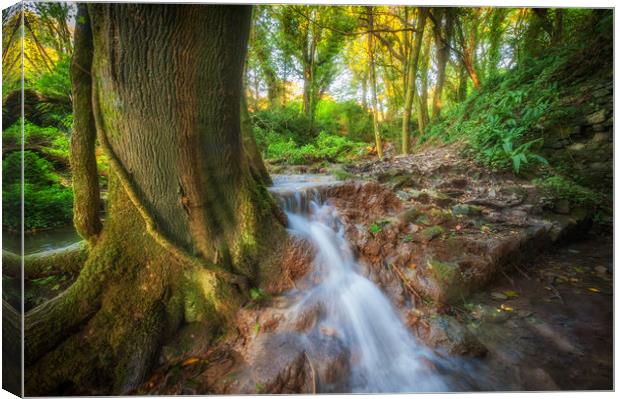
top-left (272, 176), bottom-right (450, 393)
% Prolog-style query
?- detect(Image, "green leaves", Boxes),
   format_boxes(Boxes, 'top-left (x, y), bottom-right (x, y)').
top-left (369, 223), bottom-right (382, 235)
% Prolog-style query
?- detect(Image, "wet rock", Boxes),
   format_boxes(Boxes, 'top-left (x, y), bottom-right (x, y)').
top-left (594, 266), bottom-right (608, 275)
top-left (269, 237), bottom-right (315, 292)
top-left (237, 332), bottom-right (349, 394)
top-left (589, 162), bottom-right (609, 171)
top-left (586, 109), bottom-right (606, 125)
top-left (452, 204), bottom-right (483, 217)
top-left (414, 314), bottom-right (487, 357)
top-left (292, 303), bottom-right (326, 332)
top-left (520, 367), bottom-right (559, 390)
top-left (567, 142), bottom-right (586, 151)
top-left (491, 292), bottom-right (508, 301)
top-left (553, 199), bottom-right (571, 215)
top-left (324, 182), bottom-right (403, 220)
top-left (237, 333), bottom-right (311, 393)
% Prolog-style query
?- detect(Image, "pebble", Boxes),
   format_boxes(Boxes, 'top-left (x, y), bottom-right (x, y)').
top-left (594, 266), bottom-right (607, 275)
top-left (491, 292), bottom-right (508, 300)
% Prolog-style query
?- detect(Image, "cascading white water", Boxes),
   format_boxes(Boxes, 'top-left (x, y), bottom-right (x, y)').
top-left (273, 176), bottom-right (450, 393)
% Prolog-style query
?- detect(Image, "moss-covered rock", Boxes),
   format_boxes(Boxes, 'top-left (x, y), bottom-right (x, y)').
top-left (420, 226), bottom-right (445, 242)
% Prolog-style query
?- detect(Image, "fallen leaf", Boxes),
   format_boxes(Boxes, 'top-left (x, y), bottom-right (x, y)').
top-left (455, 224), bottom-right (462, 231)
top-left (503, 290), bottom-right (519, 299)
top-left (409, 263), bottom-right (417, 269)
top-left (500, 304), bottom-right (514, 311)
top-left (587, 287), bottom-right (600, 293)
top-left (181, 357), bottom-right (201, 367)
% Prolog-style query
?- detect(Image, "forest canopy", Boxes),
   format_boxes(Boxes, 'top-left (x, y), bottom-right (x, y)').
top-left (2, 4), bottom-right (613, 229)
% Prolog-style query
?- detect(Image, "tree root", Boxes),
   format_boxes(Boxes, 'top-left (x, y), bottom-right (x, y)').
top-left (2, 241), bottom-right (88, 279)
top-left (24, 281), bottom-right (100, 365)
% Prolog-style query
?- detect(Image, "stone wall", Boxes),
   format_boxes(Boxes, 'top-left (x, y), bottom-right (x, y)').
top-left (542, 77), bottom-right (613, 194)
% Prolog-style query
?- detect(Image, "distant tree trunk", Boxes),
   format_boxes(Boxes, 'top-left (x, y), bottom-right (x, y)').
top-left (361, 73), bottom-right (368, 110)
top-left (552, 9), bottom-right (564, 44)
top-left (25, 5), bottom-right (286, 395)
top-left (458, 62), bottom-right (468, 101)
top-left (401, 7), bottom-right (428, 154)
top-left (415, 33), bottom-right (432, 137)
top-left (69, 4), bottom-right (101, 244)
top-left (454, 10), bottom-right (481, 89)
top-left (485, 8), bottom-right (507, 80)
top-left (367, 6), bottom-right (383, 159)
top-left (462, 45), bottom-right (480, 89)
top-left (432, 8), bottom-right (453, 118)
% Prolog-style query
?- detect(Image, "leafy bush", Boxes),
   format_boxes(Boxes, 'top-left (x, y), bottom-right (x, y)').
top-left (2, 151), bottom-right (73, 231)
top-left (423, 46), bottom-right (579, 174)
top-left (252, 102), bottom-right (318, 146)
top-left (315, 99), bottom-right (372, 142)
top-left (3, 120), bottom-right (70, 158)
top-left (30, 55), bottom-right (71, 100)
top-left (534, 175), bottom-right (605, 209)
top-left (258, 130), bottom-right (364, 165)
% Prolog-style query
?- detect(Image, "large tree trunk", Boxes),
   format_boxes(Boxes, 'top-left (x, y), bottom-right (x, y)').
top-left (70, 4), bottom-right (102, 244)
top-left (24, 5), bottom-right (286, 395)
top-left (401, 7), bottom-right (427, 154)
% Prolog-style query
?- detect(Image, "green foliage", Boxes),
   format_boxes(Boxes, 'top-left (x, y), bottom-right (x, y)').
top-left (534, 175), bottom-right (604, 209)
top-left (30, 55), bottom-right (71, 100)
top-left (253, 105), bottom-right (366, 165)
top-left (249, 287), bottom-right (270, 302)
top-left (423, 48), bottom-right (578, 174)
top-left (369, 223), bottom-right (382, 235)
top-left (3, 120), bottom-right (70, 161)
top-left (253, 102), bottom-right (317, 146)
top-left (368, 220), bottom-right (390, 235)
top-left (315, 99), bottom-right (373, 142)
top-left (2, 151), bottom-right (73, 231)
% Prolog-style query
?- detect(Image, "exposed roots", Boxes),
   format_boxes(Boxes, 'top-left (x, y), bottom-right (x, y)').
top-left (3, 241), bottom-right (89, 279)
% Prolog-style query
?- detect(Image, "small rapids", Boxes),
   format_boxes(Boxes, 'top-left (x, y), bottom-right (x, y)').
top-left (271, 175), bottom-right (460, 392)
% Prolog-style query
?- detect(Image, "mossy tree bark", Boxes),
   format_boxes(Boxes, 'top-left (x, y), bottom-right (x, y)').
top-left (25, 4), bottom-right (285, 395)
top-left (70, 4), bottom-right (102, 244)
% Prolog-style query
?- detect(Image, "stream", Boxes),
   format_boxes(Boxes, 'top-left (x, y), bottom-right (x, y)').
top-left (3, 225), bottom-right (81, 255)
top-left (270, 174), bottom-right (475, 392)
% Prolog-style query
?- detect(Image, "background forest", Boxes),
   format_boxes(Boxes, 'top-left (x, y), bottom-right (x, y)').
top-left (1, 3), bottom-right (613, 235)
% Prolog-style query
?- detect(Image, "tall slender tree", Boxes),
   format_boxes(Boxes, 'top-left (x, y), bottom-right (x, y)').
top-left (401, 7), bottom-right (427, 154)
top-left (367, 6), bottom-right (383, 159)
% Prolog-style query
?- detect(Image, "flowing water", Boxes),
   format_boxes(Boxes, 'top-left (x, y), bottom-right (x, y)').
top-left (270, 175), bottom-right (456, 392)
